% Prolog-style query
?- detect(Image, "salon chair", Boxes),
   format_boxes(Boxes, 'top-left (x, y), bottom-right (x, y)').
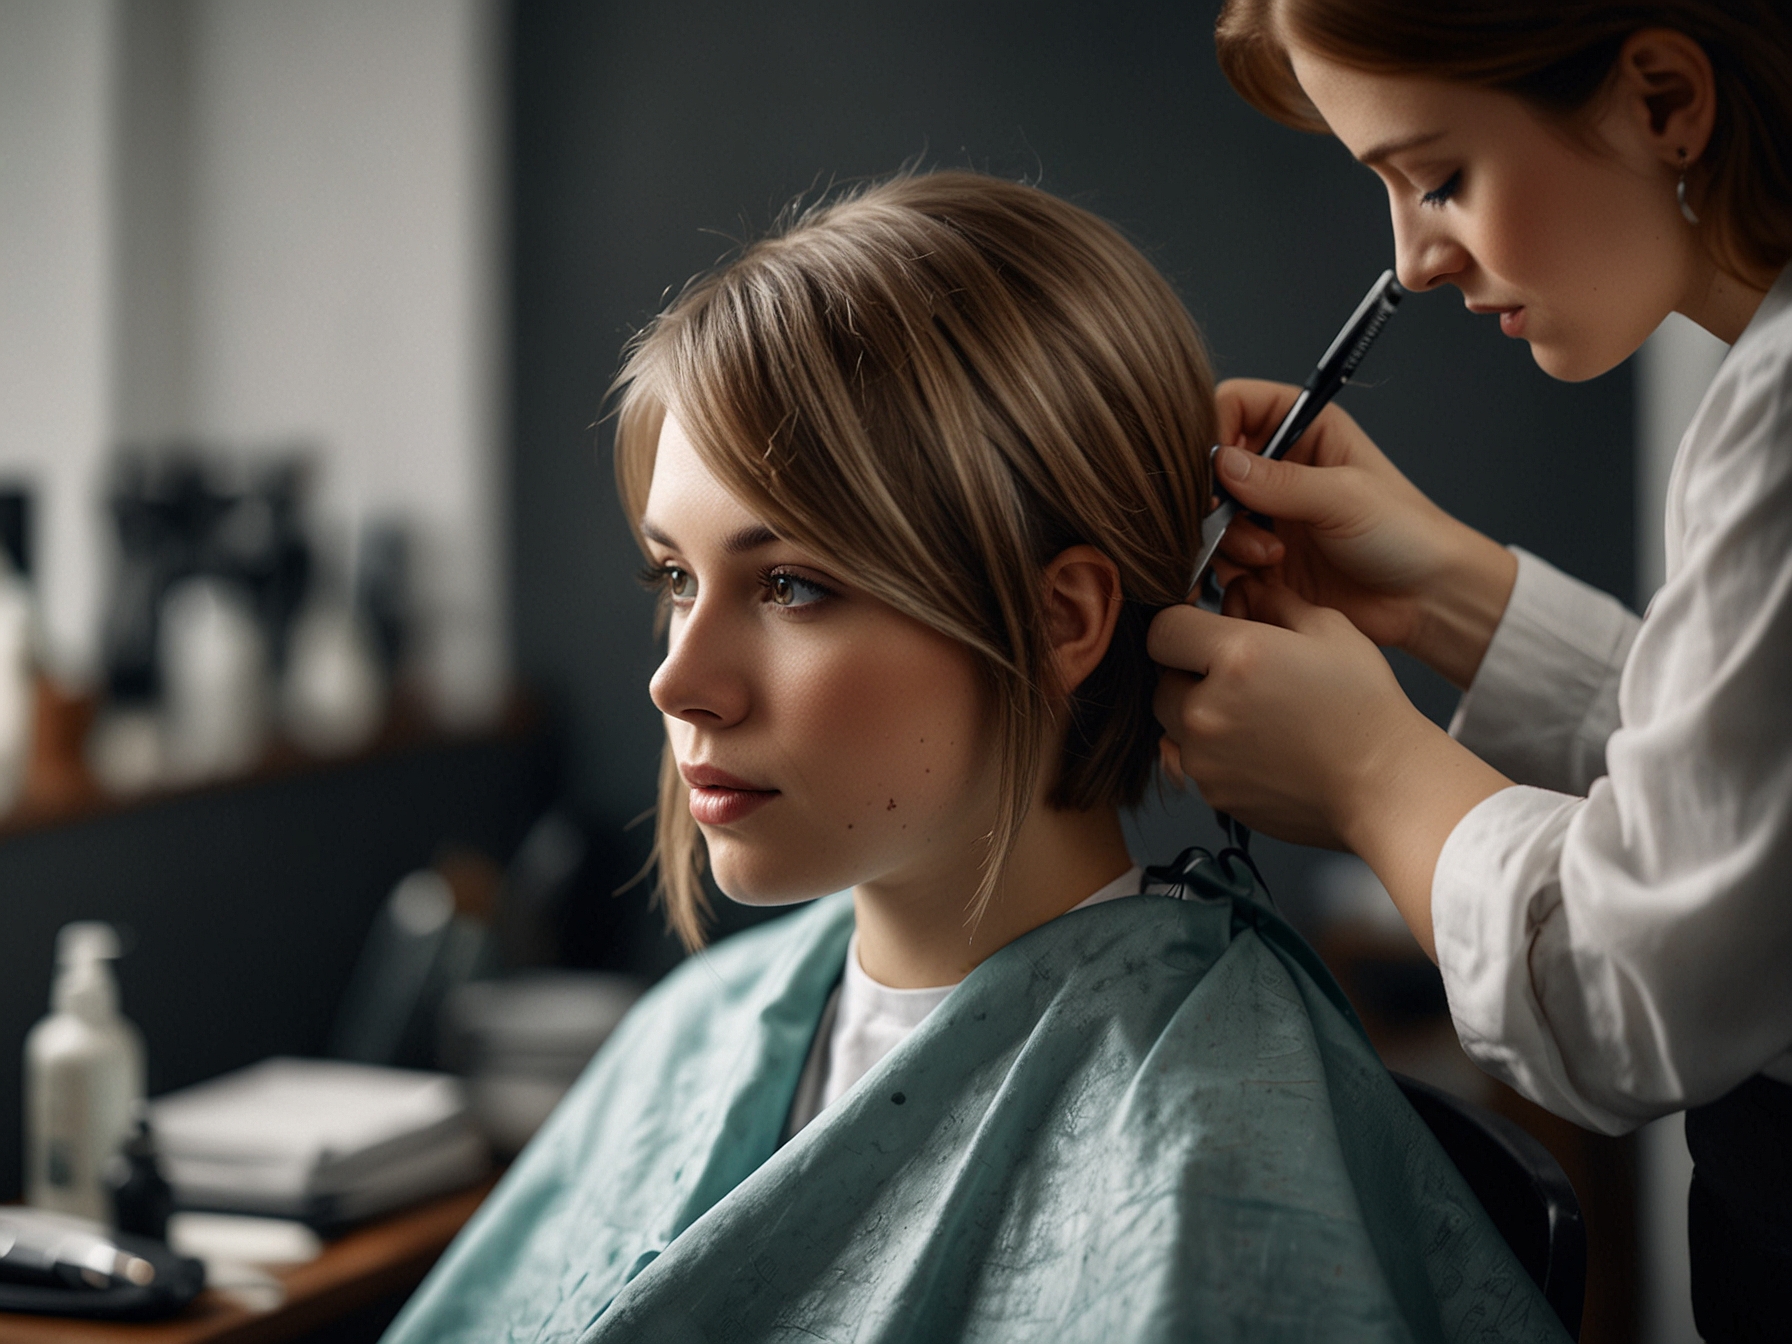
top-left (1395, 1073), bottom-right (1586, 1340)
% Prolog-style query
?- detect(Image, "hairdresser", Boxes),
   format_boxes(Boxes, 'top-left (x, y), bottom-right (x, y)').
top-left (1149, 2), bottom-right (1792, 1336)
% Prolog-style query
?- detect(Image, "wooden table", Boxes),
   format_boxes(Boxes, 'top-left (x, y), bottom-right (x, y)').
top-left (0, 1181), bottom-right (494, 1344)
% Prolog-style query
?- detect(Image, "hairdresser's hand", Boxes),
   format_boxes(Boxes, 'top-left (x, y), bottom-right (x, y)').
top-left (1150, 577), bottom-right (1512, 960)
top-left (1212, 378), bottom-right (1517, 690)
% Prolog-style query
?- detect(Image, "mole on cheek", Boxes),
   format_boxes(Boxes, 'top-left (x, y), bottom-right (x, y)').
top-left (886, 798), bottom-right (897, 810)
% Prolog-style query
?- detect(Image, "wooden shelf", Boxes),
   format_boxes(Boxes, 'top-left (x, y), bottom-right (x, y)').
top-left (0, 690), bottom-right (537, 843)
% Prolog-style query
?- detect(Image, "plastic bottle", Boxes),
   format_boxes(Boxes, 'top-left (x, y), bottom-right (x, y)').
top-left (282, 583), bottom-right (387, 757)
top-left (25, 923), bottom-right (147, 1222)
top-left (159, 575), bottom-right (269, 781)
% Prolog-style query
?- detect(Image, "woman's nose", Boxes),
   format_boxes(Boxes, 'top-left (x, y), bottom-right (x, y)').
top-left (1391, 205), bottom-right (1470, 294)
top-left (648, 603), bottom-right (751, 729)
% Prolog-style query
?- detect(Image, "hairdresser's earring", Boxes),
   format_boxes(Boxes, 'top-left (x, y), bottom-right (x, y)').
top-left (1677, 150), bottom-right (1701, 226)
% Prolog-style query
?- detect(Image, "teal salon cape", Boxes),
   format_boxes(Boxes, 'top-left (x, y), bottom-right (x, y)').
top-left (384, 883), bottom-right (1567, 1343)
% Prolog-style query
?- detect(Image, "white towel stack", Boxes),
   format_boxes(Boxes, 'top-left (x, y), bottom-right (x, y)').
top-left (150, 1058), bottom-right (488, 1227)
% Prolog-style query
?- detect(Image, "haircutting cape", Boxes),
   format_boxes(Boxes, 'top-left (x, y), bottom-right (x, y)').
top-left (385, 877), bottom-right (1567, 1343)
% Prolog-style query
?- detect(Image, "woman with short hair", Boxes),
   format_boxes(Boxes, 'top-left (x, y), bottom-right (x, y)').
top-left (382, 171), bottom-right (1565, 1343)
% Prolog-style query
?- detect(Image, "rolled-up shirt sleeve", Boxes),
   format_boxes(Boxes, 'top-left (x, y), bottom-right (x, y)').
top-left (1432, 303), bottom-right (1792, 1135)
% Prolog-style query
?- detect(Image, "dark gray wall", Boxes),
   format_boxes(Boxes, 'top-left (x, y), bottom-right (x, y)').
top-left (509, 0), bottom-right (1635, 923)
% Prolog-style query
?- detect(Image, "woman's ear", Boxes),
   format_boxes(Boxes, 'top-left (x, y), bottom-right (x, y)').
top-left (1043, 545), bottom-right (1123, 698)
top-left (1610, 27), bottom-right (1717, 167)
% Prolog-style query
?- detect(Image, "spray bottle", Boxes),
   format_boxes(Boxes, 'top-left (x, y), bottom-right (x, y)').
top-left (25, 923), bottom-right (147, 1222)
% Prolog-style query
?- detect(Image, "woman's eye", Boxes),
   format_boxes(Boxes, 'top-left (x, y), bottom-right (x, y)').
top-left (636, 562), bottom-right (696, 604)
top-left (1420, 171), bottom-right (1462, 208)
top-left (639, 565), bottom-right (695, 602)
top-left (766, 572), bottom-right (830, 608)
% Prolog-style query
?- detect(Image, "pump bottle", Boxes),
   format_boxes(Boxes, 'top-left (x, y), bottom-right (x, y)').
top-left (25, 922), bottom-right (146, 1222)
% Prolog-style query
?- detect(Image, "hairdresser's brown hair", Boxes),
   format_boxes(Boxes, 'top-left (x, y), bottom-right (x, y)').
top-left (613, 171), bottom-right (1214, 949)
top-left (1216, 0), bottom-right (1792, 280)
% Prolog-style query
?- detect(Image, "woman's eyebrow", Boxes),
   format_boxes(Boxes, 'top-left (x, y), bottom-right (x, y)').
top-left (724, 524), bottom-right (781, 554)
top-left (1358, 128), bottom-right (1447, 166)
top-left (638, 519), bottom-right (782, 554)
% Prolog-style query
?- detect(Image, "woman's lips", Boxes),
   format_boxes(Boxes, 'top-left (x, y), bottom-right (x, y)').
top-left (1468, 302), bottom-right (1527, 338)
top-left (688, 785), bottom-right (777, 826)
top-left (681, 764), bottom-right (779, 826)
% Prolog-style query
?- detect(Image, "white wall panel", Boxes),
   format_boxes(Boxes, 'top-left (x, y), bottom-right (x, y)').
top-left (0, 0), bottom-right (505, 692)
top-left (0, 0), bottom-right (117, 674)
top-left (183, 0), bottom-right (506, 683)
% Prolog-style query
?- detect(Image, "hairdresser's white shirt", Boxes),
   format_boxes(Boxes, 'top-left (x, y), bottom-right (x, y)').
top-left (784, 866), bottom-right (1144, 1137)
top-left (1434, 265), bottom-right (1792, 1135)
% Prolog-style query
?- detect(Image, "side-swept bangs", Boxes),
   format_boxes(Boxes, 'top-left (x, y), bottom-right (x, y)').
top-left (614, 171), bottom-right (1214, 948)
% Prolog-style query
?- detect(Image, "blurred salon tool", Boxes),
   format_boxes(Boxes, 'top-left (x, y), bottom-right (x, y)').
top-left (330, 855), bottom-right (500, 1069)
top-left (106, 1109), bottom-right (175, 1241)
top-left (0, 1209), bottom-right (158, 1291)
top-left (1188, 269), bottom-right (1404, 603)
top-left (0, 1207), bottom-right (205, 1320)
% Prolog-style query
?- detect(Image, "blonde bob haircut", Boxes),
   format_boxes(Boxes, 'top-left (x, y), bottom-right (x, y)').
top-left (613, 171), bottom-right (1214, 950)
